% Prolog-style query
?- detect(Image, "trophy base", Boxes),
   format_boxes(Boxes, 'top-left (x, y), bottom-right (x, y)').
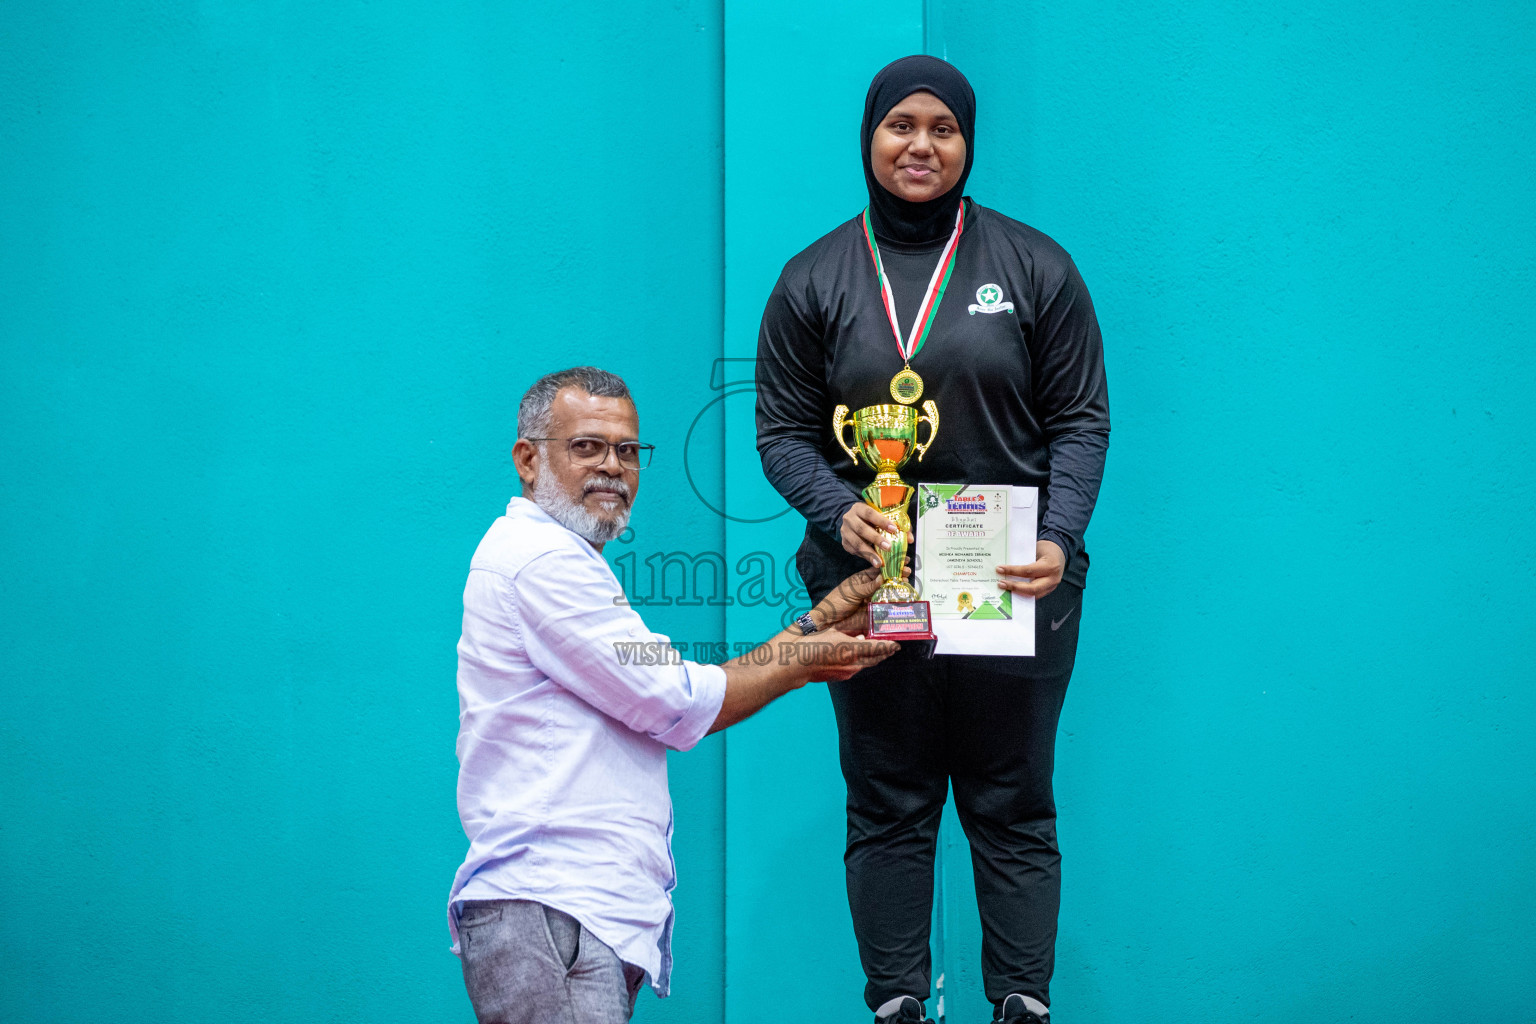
top-left (867, 600), bottom-right (936, 641)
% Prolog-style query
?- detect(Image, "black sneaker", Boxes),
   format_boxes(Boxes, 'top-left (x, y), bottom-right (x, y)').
top-left (876, 995), bottom-right (935, 1024)
top-left (993, 993), bottom-right (1048, 1024)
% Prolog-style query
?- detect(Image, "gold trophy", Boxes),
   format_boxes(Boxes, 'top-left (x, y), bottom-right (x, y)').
top-left (832, 400), bottom-right (940, 640)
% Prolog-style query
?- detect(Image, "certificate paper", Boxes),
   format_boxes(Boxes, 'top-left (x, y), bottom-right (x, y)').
top-left (919, 486), bottom-right (1012, 620)
top-left (916, 484), bottom-right (1038, 656)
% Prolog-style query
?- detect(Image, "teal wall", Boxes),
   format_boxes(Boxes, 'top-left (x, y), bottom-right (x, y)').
top-left (935, 2), bottom-right (1536, 1019)
top-left (0, 2), bottom-right (726, 1022)
top-left (3, 2), bottom-right (1533, 1023)
top-left (719, 3), bottom-right (923, 1019)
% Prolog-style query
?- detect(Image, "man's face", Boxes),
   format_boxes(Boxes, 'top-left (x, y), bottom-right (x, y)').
top-left (513, 388), bottom-right (640, 544)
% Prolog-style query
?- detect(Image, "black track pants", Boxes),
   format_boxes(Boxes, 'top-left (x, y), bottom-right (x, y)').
top-left (828, 582), bottom-right (1084, 1012)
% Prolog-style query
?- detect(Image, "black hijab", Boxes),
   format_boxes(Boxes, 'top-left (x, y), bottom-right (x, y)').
top-left (860, 55), bottom-right (977, 245)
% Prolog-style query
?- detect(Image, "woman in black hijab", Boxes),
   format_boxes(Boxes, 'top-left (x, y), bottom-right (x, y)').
top-left (755, 56), bottom-right (1110, 1024)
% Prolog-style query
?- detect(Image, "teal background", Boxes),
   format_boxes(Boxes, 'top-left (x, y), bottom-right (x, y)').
top-left (2, 3), bottom-right (1532, 1024)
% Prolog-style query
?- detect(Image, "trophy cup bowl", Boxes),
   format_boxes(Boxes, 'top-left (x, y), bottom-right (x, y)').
top-left (832, 400), bottom-right (939, 640)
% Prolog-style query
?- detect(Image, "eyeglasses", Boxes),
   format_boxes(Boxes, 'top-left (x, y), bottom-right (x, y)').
top-left (526, 436), bottom-right (655, 470)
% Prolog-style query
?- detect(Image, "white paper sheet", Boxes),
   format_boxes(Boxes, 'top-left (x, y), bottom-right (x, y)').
top-left (920, 485), bottom-right (1037, 657)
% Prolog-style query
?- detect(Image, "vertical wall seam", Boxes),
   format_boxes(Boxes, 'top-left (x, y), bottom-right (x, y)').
top-left (717, 0), bottom-right (730, 1012)
top-left (923, 0), bottom-right (947, 59)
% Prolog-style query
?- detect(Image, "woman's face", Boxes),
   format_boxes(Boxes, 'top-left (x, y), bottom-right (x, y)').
top-left (870, 91), bottom-right (966, 203)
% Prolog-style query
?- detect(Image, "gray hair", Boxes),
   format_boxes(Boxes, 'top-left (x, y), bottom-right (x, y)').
top-left (517, 366), bottom-right (633, 439)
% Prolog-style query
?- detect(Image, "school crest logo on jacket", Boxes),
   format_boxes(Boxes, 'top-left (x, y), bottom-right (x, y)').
top-left (968, 283), bottom-right (1015, 315)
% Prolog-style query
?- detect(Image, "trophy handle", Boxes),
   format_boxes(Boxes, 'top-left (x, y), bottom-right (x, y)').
top-left (832, 404), bottom-right (860, 464)
top-left (913, 400), bottom-right (939, 462)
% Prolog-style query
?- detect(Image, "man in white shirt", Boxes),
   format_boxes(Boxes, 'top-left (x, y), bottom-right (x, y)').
top-left (448, 366), bottom-right (898, 1024)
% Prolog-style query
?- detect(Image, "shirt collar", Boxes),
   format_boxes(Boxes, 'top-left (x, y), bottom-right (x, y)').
top-left (506, 494), bottom-right (549, 520)
top-left (505, 496), bottom-right (606, 561)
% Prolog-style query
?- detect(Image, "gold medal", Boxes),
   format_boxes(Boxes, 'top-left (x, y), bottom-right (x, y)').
top-left (863, 206), bottom-right (963, 410)
top-left (890, 365), bottom-right (924, 404)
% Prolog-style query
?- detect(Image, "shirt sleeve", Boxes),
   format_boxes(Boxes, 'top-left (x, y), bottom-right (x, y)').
top-left (1028, 256), bottom-right (1111, 574)
top-left (507, 547), bottom-right (727, 752)
top-left (755, 269), bottom-right (865, 540)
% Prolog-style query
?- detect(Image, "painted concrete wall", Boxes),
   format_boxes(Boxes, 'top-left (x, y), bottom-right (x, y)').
top-left (719, 3), bottom-right (925, 1020)
top-left (934, 2), bottom-right (1536, 1020)
top-left (3, 1), bottom-right (1533, 1023)
top-left (1, 3), bottom-right (726, 1022)
top-left (721, 0), bottom-right (1536, 1021)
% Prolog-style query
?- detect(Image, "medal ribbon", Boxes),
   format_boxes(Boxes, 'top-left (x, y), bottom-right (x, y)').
top-left (861, 202), bottom-right (965, 363)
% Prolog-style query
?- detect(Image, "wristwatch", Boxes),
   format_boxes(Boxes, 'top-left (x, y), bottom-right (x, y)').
top-left (793, 612), bottom-right (819, 636)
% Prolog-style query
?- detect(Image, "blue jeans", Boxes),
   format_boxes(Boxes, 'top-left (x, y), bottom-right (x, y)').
top-left (457, 899), bottom-right (644, 1024)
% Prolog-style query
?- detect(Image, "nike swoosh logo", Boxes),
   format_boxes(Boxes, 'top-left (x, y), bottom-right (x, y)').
top-left (1050, 606), bottom-right (1077, 631)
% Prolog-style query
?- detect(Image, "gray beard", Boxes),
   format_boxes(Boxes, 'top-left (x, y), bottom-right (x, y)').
top-left (532, 473), bottom-right (631, 544)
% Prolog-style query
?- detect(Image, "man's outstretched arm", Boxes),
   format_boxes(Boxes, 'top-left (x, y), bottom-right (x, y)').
top-left (709, 568), bottom-right (899, 734)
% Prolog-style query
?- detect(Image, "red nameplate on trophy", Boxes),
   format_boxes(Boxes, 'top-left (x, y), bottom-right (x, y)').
top-left (867, 600), bottom-right (936, 641)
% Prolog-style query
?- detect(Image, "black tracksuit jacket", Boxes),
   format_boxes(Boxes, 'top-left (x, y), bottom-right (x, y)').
top-left (755, 199), bottom-right (1110, 600)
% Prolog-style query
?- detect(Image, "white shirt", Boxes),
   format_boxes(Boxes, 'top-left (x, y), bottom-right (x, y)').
top-left (446, 497), bottom-right (727, 996)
